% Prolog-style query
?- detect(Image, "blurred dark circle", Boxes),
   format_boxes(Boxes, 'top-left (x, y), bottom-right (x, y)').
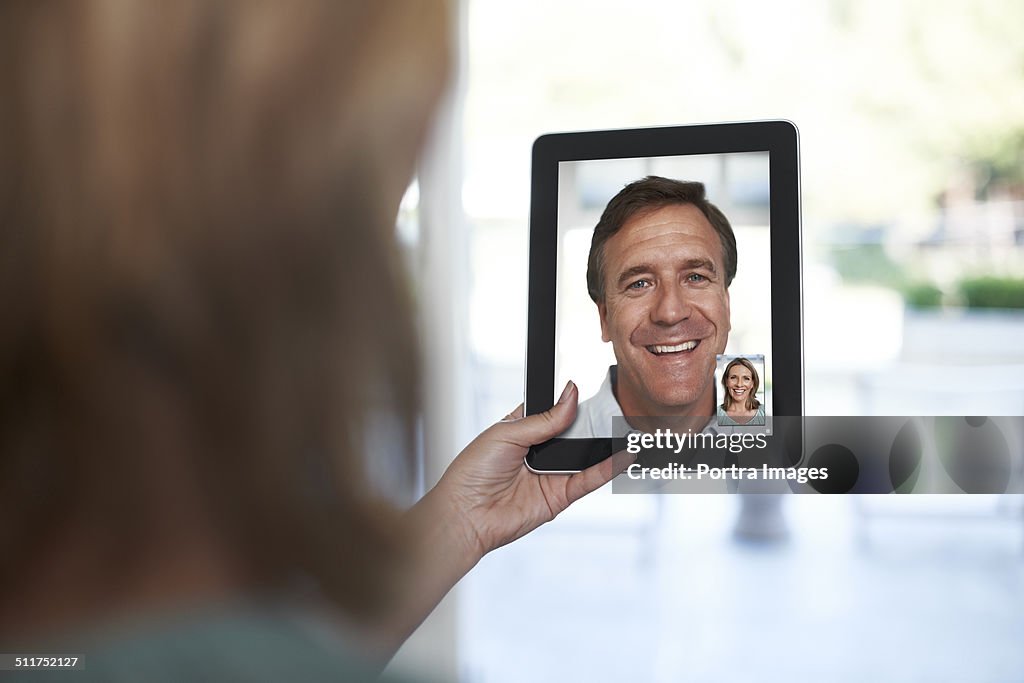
top-left (808, 443), bottom-right (859, 494)
top-left (938, 417), bottom-right (1011, 494)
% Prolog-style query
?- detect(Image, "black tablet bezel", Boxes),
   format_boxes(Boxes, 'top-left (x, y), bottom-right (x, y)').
top-left (524, 121), bottom-right (803, 473)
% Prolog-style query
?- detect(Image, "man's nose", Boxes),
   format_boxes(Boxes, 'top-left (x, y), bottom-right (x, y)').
top-left (650, 281), bottom-right (691, 325)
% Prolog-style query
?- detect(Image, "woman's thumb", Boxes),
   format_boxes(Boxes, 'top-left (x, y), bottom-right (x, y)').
top-left (499, 381), bottom-right (578, 447)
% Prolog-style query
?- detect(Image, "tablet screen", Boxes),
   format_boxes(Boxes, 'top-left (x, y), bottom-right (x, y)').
top-left (555, 152), bottom-right (773, 436)
top-left (525, 122), bottom-right (802, 472)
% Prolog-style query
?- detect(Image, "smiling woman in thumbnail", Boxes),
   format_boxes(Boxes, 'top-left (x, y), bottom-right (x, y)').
top-left (718, 357), bottom-right (766, 426)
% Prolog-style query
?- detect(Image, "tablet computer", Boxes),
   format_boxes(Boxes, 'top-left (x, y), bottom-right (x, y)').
top-left (524, 121), bottom-right (803, 473)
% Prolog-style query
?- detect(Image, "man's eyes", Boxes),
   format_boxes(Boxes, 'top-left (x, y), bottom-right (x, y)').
top-left (622, 274), bottom-right (712, 290)
top-left (626, 273), bottom-right (710, 291)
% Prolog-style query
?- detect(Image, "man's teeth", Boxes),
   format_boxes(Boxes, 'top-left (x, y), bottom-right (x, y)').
top-left (650, 341), bottom-right (697, 354)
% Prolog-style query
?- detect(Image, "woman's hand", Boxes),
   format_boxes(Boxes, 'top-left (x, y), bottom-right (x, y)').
top-left (431, 381), bottom-right (625, 561)
top-left (374, 382), bottom-right (625, 662)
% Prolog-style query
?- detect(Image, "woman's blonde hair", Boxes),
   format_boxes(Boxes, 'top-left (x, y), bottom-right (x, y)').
top-left (0, 0), bottom-right (448, 630)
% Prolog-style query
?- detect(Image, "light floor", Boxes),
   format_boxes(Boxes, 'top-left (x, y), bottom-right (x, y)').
top-left (460, 494), bottom-right (1024, 683)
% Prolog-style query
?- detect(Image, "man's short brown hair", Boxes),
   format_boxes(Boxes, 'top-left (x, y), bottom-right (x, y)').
top-left (586, 176), bottom-right (738, 302)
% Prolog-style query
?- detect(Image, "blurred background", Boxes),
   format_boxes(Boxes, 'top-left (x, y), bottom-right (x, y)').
top-left (392, 1), bottom-right (1024, 680)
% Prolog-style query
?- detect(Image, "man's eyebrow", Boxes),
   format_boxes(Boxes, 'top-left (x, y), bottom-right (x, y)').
top-left (680, 258), bottom-right (718, 274)
top-left (615, 264), bottom-right (654, 287)
top-left (614, 259), bottom-right (718, 287)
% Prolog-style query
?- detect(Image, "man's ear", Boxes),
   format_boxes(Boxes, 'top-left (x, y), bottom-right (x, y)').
top-left (721, 288), bottom-right (732, 349)
top-left (598, 302), bottom-right (611, 343)
top-left (724, 288), bottom-right (731, 335)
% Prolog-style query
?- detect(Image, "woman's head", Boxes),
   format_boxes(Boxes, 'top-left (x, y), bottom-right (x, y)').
top-left (720, 358), bottom-right (760, 412)
top-left (0, 0), bottom-right (449, 636)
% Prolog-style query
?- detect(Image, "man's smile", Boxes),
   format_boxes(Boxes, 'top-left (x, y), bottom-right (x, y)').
top-left (646, 340), bottom-right (699, 355)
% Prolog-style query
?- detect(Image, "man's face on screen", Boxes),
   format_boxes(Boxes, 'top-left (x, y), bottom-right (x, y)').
top-left (598, 203), bottom-right (731, 417)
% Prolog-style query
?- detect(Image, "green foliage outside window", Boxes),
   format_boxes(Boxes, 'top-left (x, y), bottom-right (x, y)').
top-left (958, 276), bottom-right (1024, 309)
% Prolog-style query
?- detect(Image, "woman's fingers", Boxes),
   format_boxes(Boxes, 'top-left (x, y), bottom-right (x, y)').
top-left (564, 448), bottom-right (634, 504)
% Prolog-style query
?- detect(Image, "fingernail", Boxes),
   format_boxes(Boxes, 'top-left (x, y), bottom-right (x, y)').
top-left (557, 380), bottom-right (576, 404)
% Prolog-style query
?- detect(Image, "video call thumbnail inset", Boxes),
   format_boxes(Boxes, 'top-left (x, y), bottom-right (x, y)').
top-left (716, 354), bottom-right (767, 427)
